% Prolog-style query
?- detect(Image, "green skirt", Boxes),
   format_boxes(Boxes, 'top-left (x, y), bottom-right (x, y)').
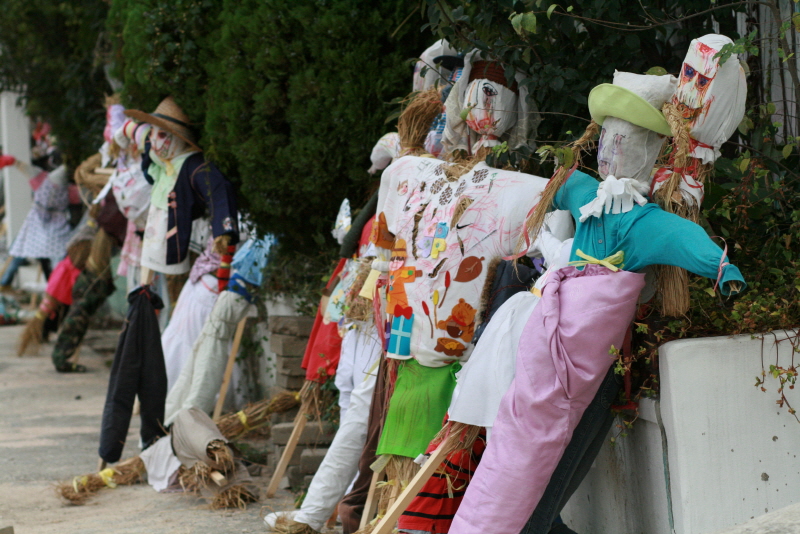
top-left (376, 358), bottom-right (460, 458)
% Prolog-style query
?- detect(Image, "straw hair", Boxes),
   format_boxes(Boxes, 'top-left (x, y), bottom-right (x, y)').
top-left (652, 102), bottom-right (713, 316)
top-left (87, 228), bottom-right (114, 278)
top-left (68, 238), bottom-right (93, 272)
top-left (398, 88), bottom-right (443, 156)
top-left (73, 153), bottom-right (108, 199)
top-left (124, 96), bottom-right (201, 152)
top-left (433, 421), bottom-right (482, 459)
top-left (519, 120), bottom-right (601, 255)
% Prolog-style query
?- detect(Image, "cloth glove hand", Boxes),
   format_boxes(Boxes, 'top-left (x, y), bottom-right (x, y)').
top-left (578, 175), bottom-right (649, 222)
top-left (0, 155), bottom-right (16, 169)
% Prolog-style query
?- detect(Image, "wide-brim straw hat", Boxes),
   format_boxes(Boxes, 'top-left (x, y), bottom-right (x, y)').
top-left (588, 84), bottom-right (672, 137)
top-left (124, 96), bottom-right (201, 152)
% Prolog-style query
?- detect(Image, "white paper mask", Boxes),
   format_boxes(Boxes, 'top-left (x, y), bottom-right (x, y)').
top-left (150, 126), bottom-right (189, 160)
top-left (673, 34), bottom-right (747, 163)
top-left (597, 117), bottom-right (664, 184)
top-left (464, 78), bottom-right (518, 151)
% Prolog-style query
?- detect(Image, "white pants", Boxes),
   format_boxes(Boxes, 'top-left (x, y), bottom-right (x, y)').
top-left (164, 291), bottom-right (252, 426)
top-left (163, 274), bottom-right (220, 392)
top-left (294, 325), bottom-right (382, 531)
top-left (335, 323), bottom-right (382, 420)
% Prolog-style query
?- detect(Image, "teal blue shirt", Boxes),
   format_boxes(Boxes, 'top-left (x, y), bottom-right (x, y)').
top-left (554, 170), bottom-right (745, 295)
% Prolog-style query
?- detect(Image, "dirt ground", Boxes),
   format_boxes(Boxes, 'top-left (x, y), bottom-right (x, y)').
top-left (0, 324), bottom-right (296, 533)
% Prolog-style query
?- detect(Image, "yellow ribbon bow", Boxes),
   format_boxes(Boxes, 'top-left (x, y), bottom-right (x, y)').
top-left (98, 468), bottom-right (118, 488)
top-left (567, 249), bottom-right (625, 272)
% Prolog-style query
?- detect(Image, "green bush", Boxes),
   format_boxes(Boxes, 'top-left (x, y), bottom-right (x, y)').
top-left (0, 0), bottom-right (110, 167)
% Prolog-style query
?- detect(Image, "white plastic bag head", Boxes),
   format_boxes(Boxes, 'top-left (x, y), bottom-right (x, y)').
top-left (673, 34), bottom-right (747, 163)
top-left (332, 198), bottom-right (352, 245)
top-left (443, 50), bottom-right (540, 157)
top-left (597, 71), bottom-right (676, 187)
top-left (413, 39), bottom-right (458, 91)
top-left (463, 76), bottom-right (518, 151)
top-left (368, 132), bottom-right (401, 174)
top-left (149, 125), bottom-right (190, 160)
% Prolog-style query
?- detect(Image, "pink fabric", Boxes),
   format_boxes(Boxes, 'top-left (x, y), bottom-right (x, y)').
top-left (450, 264), bottom-right (645, 534)
top-left (46, 256), bottom-right (81, 306)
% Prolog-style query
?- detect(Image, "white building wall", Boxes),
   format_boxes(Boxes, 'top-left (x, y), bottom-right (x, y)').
top-left (0, 91), bottom-right (32, 246)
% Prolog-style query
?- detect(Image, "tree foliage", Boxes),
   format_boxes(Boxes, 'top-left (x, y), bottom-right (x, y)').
top-left (0, 0), bottom-right (110, 167)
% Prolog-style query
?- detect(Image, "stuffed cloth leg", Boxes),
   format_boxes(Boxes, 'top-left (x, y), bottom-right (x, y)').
top-left (335, 323), bottom-right (381, 420)
top-left (164, 290), bottom-right (252, 425)
top-left (450, 265), bottom-right (644, 534)
top-left (98, 286), bottom-right (167, 463)
top-left (293, 325), bottom-right (382, 531)
top-left (51, 271), bottom-right (115, 370)
top-left (162, 273), bottom-right (219, 392)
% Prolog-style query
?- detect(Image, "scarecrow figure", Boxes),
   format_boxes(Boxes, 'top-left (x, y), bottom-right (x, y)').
top-left (98, 96), bottom-right (240, 467)
top-left (124, 96), bottom-right (240, 274)
top-left (1, 154), bottom-right (71, 289)
top-left (651, 33), bottom-right (747, 315)
top-left (341, 50), bottom-right (572, 534)
top-left (163, 236), bottom-right (272, 424)
top-left (447, 71), bottom-right (745, 534)
top-left (265, 41), bottom-right (463, 534)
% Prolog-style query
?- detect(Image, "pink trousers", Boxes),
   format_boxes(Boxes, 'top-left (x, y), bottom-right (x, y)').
top-left (450, 265), bottom-right (645, 534)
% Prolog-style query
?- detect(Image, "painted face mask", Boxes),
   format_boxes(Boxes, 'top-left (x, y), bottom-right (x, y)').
top-left (672, 34), bottom-right (747, 163)
top-left (579, 71), bottom-right (676, 222)
top-left (464, 76), bottom-right (518, 151)
top-left (150, 126), bottom-right (188, 161)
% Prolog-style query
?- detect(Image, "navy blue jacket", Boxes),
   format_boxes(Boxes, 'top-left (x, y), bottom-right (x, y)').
top-left (142, 147), bottom-right (239, 265)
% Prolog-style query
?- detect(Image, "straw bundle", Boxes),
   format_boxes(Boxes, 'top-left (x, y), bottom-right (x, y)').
top-left (210, 484), bottom-right (259, 510)
top-left (73, 153), bottom-right (108, 199)
top-left (271, 515), bottom-right (321, 534)
top-left (343, 259), bottom-right (374, 322)
top-left (432, 421), bottom-right (483, 460)
top-left (216, 391), bottom-right (300, 440)
top-left (398, 88), bottom-right (443, 156)
top-left (207, 439), bottom-right (234, 472)
top-left (653, 102), bottom-right (714, 317)
top-left (55, 456), bottom-right (146, 505)
top-left (519, 121), bottom-right (601, 256)
top-left (355, 456), bottom-right (420, 534)
top-left (17, 294), bottom-right (60, 356)
top-left (178, 463), bottom-right (211, 493)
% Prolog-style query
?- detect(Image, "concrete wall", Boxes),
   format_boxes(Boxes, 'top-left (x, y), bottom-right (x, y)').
top-left (562, 330), bottom-right (800, 534)
top-left (0, 91), bottom-right (32, 245)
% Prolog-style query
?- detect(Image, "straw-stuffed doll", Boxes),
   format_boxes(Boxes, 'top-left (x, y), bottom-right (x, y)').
top-left (266, 44), bottom-right (463, 534)
top-left (1, 158), bottom-right (72, 289)
top-left (353, 50), bottom-right (573, 534)
top-left (265, 140), bottom-right (396, 534)
top-left (651, 33), bottom-right (747, 315)
top-left (123, 97), bottom-right (239, 275)
top-left (163, 236), bottom-right (273, 425)
top-left (448, 72), bottom-right (746, 534)
top-left (162, 234), bottom-right (222, 392)
top-left (110, 115), bottom-right (153, 292)
top-left (50, 196), bottom-right (127, 373)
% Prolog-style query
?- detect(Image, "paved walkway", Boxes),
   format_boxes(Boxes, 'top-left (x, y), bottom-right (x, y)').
top-left (0, 324), bottom-right (293, 533)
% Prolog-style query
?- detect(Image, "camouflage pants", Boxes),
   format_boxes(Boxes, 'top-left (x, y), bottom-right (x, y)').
top-left (51, 271), bottom-right (115, 370)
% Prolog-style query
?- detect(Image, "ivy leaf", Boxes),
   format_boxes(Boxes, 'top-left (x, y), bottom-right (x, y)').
top-left (704, 287), bottom-right (716, 297)
top-left (782, 144), bottom-right (793, 159)
top-left (547, 4), bottom-right (558, 19)
top-left (738, 116), bottom-right (754, 135)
